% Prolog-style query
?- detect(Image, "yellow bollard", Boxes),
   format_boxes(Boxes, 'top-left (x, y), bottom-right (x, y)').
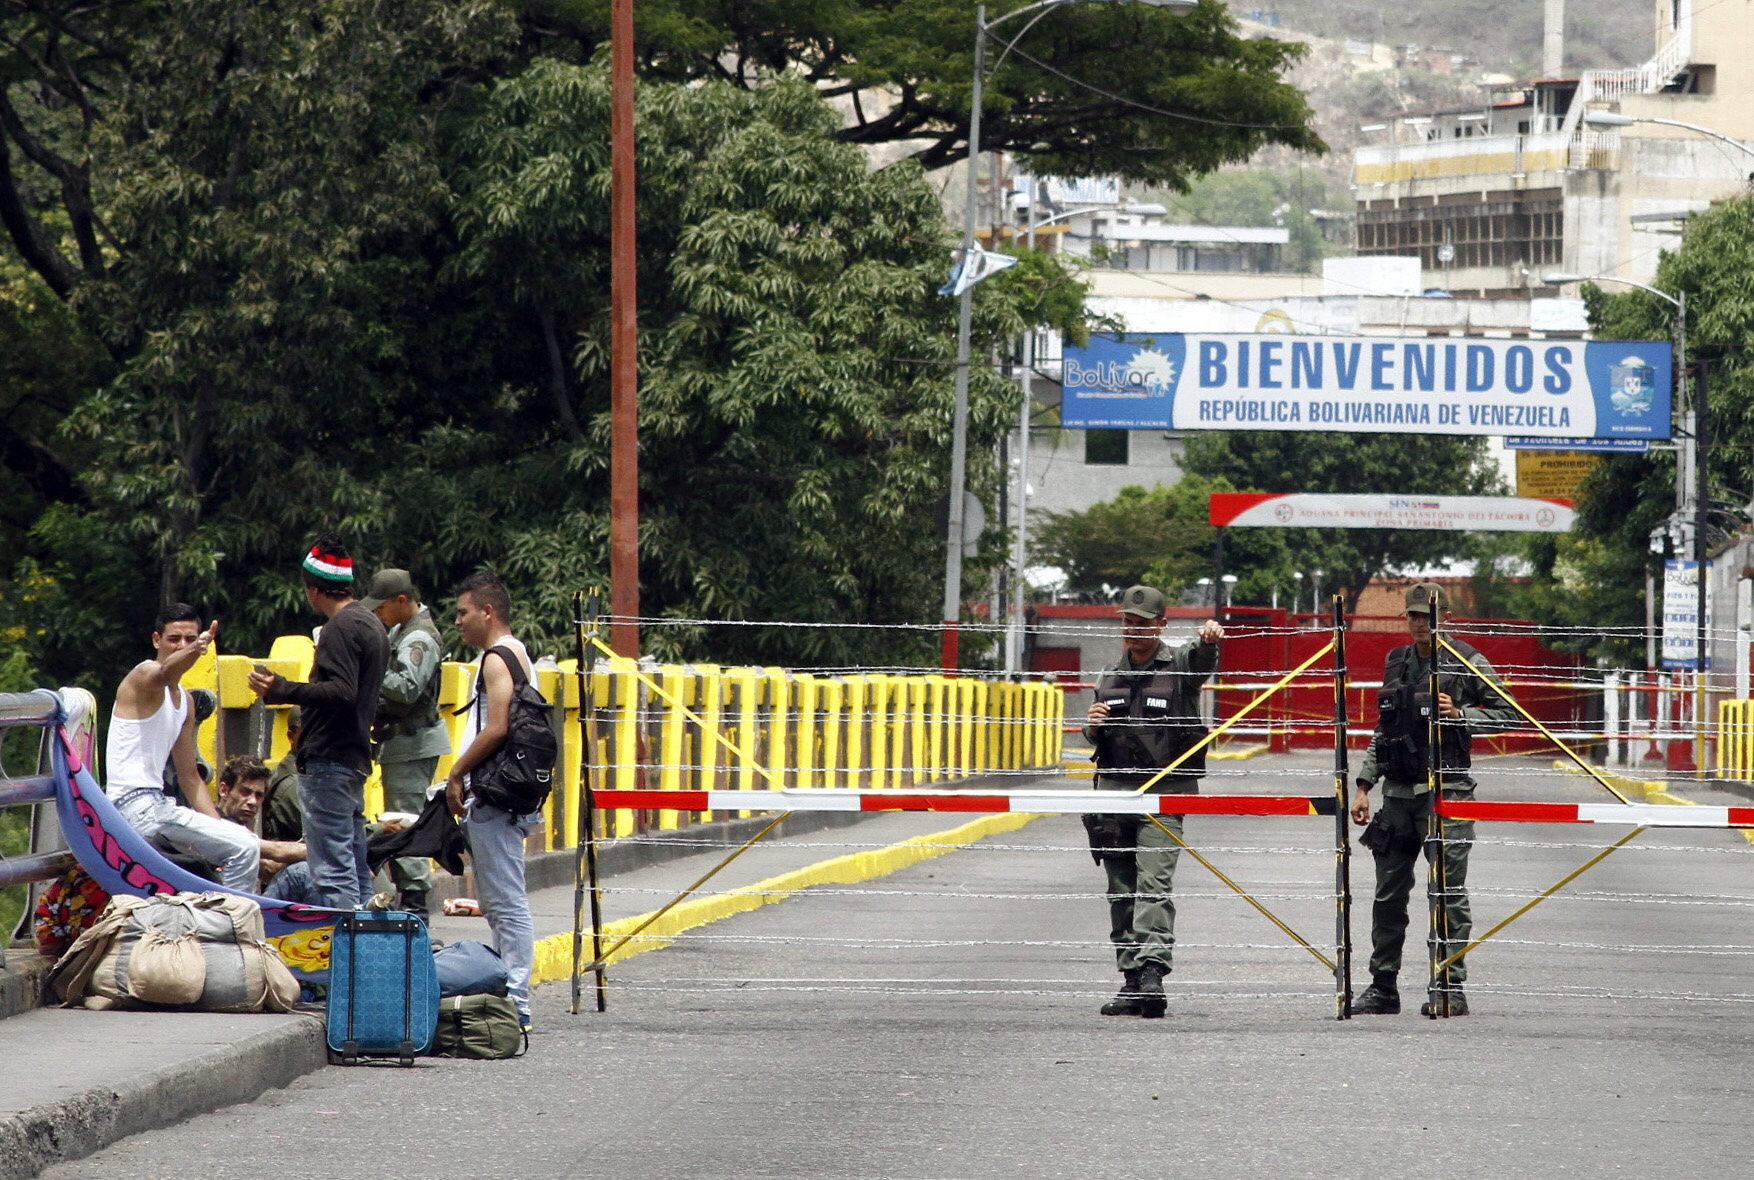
top-left (763, 668), bottom-right (791, 789)
top-left (554, 659), bottom-right (585, 853)
top-left (794, 673), bottom-right (819, 792)
top-left (729, 667), bottom-right (759, 814)
top-left (842, 676), bottom-right (867, 790)
top-left (865, 675), bottom-right (891, 790)
top-left (657, 665), bottom-right (691, 830)
top-left (928, 676), bottom-right (950, 783)
top-left (608, 659), bottom-right (640, 838)
top-left (695, 665), bottom-right (724, 794)
top-left (820, 678), bottom-right (844, 789)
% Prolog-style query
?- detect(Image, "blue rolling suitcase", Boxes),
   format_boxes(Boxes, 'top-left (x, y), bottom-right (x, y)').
top-left (326, 911), bottom-right (439, 1066)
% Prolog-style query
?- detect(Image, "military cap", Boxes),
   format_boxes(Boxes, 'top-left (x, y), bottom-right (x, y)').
top-left (1118, 584), bottom-right (1168, 619)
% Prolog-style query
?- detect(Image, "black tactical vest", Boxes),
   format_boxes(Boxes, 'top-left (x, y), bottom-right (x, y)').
top-left (1378, 637), bottom-right (1482, 777)
top-left (1092, 660), bottom-right (1208, 793)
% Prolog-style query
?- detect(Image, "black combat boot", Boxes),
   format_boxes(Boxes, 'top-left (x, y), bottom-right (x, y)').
top-left (1421, 987), bottom-right (1468, 1017)
top-left (1137, 963), bottom-right (1167, 1019)
top-left (1099, 969), bottom-right (1143, 1016)
top-left (1352, 975), bottom-right (1400, 1015)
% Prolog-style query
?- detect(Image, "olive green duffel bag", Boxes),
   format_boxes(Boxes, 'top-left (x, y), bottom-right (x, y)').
top-left (430, 993), bottom-right (527, 1059)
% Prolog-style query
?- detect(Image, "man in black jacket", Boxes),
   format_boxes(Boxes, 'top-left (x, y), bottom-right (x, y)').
top-left (247, 534), bottom-right (390, 909)
top-left (1083, 584), bottom-right (1223, 1018)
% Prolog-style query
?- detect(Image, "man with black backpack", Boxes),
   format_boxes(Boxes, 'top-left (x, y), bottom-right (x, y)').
top-left (445, 571), bottom-right (555, 1032)
top-left (1350, 582), bottom-right (1515, 1018)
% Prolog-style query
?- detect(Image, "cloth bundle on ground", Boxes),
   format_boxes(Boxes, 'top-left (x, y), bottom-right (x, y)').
top-left (429, 939), bottom-right (523, 1058)
top-left (367, 789), bottom-right (467, 876)
top-left (48, 891), bottom-right (300, 1013)
top-left (34, 865), bottom-right (112, 959)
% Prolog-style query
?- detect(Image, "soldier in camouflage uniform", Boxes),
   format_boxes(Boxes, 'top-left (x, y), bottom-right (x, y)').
top-left (262, 707), bottom-right (303, 843)
top-left (1083, 584), bottom-right (1223, 1019)
top-left (1350, 582), bottom-right (1515, 1017)
top-left (363, 569), bottom-right (451, 917)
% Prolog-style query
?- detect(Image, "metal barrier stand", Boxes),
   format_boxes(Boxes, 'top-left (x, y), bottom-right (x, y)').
top-left (1331, 595), bottom-right (1353, 1020)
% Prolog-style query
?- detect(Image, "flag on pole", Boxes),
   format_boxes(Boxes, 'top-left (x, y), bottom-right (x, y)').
top-left (939, 243), bottom-right (1020, 297)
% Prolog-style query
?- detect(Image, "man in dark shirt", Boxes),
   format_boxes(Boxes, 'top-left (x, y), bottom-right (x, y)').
top-left (248, 534), bottom-right (390, 909)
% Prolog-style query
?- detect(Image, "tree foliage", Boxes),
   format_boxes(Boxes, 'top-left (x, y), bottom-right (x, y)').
top-left (0, 0), bottom-right (1301, 691)
top-left (0, 2), bottom-right (1100, 685)
top-left (1509, 196), bottom-right (1754, 663)
top-left (444, 65), bottom-right (1066, 665)
top-left (520, 0), bottom-right (1324, 184)
top-left (1029, 473), bottom-right (1294, 604)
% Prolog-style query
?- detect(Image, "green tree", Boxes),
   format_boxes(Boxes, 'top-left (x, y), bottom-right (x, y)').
top-left (1509, 196), bottom-right (1754, 663)
top-left (1179, 431), bottom-right (1506, 607)
top-left (519, 0), bottom-right (1324, 184)
top-left (1029, 473), bottom-right (1293, 604)
top-left (0, 0), bottom-right (516, 685)
top-left (1141, 167), bottom-right (1332, 271)
top-left (446, 65), bottom-right (1093, 665)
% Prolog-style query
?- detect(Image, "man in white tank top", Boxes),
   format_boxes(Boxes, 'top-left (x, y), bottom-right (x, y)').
top-left (107, 605), bottom-right (259, 891)
top-left (444, 572), bottom-right (538, 1029)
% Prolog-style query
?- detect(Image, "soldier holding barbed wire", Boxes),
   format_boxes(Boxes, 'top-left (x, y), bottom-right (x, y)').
top-left (1082, 584), bottom-right (1223, 1019)
top-left (1350, 582), bottom-right (1515, 1017)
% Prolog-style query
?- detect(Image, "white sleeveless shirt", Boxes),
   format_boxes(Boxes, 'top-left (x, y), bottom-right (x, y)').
top-left (106, 686), bottom-right (188, 803)
top-left (467, 636), bottom-right (533, 792)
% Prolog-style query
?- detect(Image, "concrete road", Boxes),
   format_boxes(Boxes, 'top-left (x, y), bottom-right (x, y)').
top-left (44, 754), bottom-right (1754, 1179)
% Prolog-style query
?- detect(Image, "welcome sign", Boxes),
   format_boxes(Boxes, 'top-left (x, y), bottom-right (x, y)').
top-left (1061, 332), bottom-right (1672, 440)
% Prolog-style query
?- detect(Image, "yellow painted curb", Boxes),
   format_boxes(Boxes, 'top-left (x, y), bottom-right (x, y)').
top-left (1211, 742), bottom-right (1270, 761)
top-left (530, 811), bottom-right (1045, 987)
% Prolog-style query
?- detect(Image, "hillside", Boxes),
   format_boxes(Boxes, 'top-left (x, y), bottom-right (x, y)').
top-left (1255, 0), bottom-right (1656, 77)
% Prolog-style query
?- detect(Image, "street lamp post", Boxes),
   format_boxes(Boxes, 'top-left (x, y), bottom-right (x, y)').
top-left (1545, 271), bottom-right (1701, 769)
top-left (940, 0), bottom-right (1196, 670)
top-left (1583, 110), bottom-right (1754, 173)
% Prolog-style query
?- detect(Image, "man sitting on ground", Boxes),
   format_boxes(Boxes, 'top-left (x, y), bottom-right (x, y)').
top-left (214, 756), bottom-right (316, 902)
top-left (106, 605), bottom-right (259, 891)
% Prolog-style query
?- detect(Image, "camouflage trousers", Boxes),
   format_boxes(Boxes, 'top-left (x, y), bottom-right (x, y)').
top-left (1100, 813), bottom-right (1184, 973)
top-left (1368, 788), bottom-right (1475, 986)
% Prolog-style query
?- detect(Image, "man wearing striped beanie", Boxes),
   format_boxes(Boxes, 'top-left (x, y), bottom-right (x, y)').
top-left (248, 533), bottom-right (390, 909)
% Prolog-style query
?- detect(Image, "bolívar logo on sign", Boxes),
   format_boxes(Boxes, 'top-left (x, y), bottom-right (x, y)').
top-left (1060, 332), bottom-right (1672, 439)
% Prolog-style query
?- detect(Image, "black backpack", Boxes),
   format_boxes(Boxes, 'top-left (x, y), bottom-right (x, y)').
top-left (465, 645), bottom-right (558, 815)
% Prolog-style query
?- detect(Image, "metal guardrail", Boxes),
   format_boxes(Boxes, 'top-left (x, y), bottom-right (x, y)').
top-left (0, 690), bottom-right (80, 966)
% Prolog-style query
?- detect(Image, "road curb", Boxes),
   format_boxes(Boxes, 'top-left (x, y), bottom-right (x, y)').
top-left (0, 1012), bottom-right (327, 1180)
top-left (531, 811), bottom-right (1044, 985)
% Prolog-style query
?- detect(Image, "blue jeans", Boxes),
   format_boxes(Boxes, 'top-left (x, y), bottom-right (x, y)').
top-left (466, 801), bottom-right (538, 1019)
top-left (298, 760), bottom-right (371, 909)
top-left (261, 860), bottom-right (318, 906)
top-left (117, 792), bottom-right (260, 892)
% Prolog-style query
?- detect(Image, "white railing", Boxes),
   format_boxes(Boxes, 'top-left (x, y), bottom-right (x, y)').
top-left (1562, 31), bottom-right (1689, 161)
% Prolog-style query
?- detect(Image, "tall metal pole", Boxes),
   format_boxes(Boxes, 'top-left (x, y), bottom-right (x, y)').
top-left (1331, 593), bottom-right (1353, 1020)
top-left (1007, 332), bottom-right (1032, 673)
top-left (1695, 358), bottom-right (1710, 776)
top-left (609, 0), bottom-right (640, 658)
top-left (940, 4), bottom-right (989, 671)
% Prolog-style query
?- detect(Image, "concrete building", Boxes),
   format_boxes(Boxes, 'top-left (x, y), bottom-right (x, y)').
top-left (1351, 0), bottom-right (1754, 295)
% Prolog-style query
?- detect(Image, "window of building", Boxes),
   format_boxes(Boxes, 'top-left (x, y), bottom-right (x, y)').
top-left (1084, 430), bottom-right (1130, 466)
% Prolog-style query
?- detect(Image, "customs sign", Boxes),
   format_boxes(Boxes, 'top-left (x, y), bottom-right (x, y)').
top-left (1209, 492), bottom-right (1575, 533)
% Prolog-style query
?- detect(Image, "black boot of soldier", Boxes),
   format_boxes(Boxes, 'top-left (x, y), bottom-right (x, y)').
top-left (1137, 964), bottom-right (1168, 1019)
top-left (1352, 973), bottom-right (1400, 1015)
top-left (1099, 969), bottom-right (1143, 1016)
